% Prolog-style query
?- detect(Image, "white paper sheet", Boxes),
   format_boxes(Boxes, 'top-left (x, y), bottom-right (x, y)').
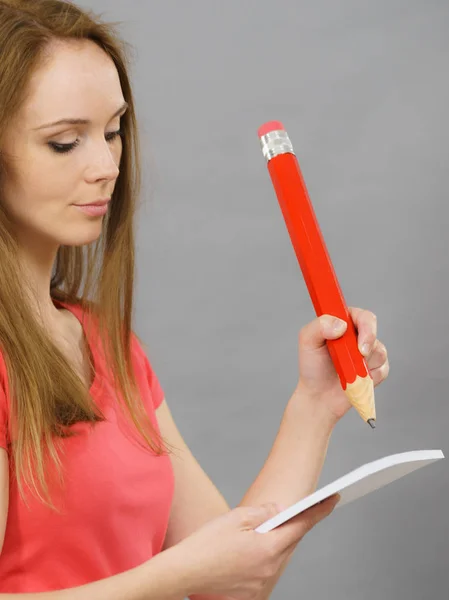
top-left (255, 449), bottom-right (444, 533)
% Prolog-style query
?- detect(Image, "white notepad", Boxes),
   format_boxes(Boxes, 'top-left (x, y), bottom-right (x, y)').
top-left (256, 449), bottom-right (444, 533)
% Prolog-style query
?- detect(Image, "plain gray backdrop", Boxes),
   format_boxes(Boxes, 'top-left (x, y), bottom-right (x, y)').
top-left (80, 1), bottom-right (449, 598)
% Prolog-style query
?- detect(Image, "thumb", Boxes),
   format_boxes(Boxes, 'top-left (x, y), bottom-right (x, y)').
top-left (279, 494), bottom-right (340, 547)
top-left (299, 494), bottom-right (340, 535)
top-left (299, 315), bottom-right (347, 351)
top-left (281, 495), bottom-right (340, 550)
top-left (241, 503), bottom-right (284, 529)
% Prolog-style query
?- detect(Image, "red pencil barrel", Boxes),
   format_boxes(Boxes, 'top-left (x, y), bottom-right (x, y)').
top-left (265, 150), bottom-right (370, 388)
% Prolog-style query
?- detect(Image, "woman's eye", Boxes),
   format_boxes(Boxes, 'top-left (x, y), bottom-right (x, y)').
top-left (48, 129), bottom-right (123, 155)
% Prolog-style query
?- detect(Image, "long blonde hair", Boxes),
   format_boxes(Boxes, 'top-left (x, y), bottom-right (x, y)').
top-left (0, 0), bottom-right (168, 508)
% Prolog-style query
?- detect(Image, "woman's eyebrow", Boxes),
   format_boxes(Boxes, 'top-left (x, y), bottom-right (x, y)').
top-left (33, 101), bottom-right (129, 131)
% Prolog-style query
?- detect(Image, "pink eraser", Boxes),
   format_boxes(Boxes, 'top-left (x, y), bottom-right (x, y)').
top-left (257, 121), bottom-right (285, 138)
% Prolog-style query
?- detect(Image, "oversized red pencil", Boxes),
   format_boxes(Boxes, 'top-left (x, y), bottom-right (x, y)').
top-left (258, 121), bottom-right (376, 428)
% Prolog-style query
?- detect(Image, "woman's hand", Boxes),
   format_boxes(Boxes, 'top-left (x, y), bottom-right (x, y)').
top-left (294, 307), bottom-right (389, 422)
top-left (169, 496), bottom-right (339, 600)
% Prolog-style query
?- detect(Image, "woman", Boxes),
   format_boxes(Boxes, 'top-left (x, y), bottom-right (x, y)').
top-left (0, 1), bottom-right (389, 598)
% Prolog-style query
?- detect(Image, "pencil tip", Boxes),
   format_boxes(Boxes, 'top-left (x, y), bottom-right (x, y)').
top-left (367, 419), bottom-right (376, 429)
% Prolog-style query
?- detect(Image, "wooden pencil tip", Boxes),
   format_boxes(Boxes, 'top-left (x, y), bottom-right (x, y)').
top-left (367, 419), bottom-right (376, 429)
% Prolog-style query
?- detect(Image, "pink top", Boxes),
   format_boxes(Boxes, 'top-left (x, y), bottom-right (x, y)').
top-left (0, 301), bottom-right (174, 592)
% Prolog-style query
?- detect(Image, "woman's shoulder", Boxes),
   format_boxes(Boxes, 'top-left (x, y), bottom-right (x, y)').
top-left (52, 297), bottom-right (164, 408)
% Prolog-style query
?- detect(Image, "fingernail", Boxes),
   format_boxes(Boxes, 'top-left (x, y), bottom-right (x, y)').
top-left (332, 318), bottom-right (346, 332)
top-left (360, 343), bottom-right (370, 356)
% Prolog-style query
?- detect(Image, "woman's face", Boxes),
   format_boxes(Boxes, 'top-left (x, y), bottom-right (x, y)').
top-left (0, 39), bottom-right (126, 250)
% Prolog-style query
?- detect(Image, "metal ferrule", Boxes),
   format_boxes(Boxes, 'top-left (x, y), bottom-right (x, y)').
top-left (259, 129), bottom-right (295, 162)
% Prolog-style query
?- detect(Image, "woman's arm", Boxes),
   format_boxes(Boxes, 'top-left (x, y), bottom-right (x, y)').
top-left (238, 391), bottom-right (335, 508)
top-left (157, 390), bottom-right (335, 600)
top-left (236, 393), bottom-right (335, 600)
top-left (158, 308), bottom-right (386, 599)
top-left (0, 546), bottom-right (189, 600)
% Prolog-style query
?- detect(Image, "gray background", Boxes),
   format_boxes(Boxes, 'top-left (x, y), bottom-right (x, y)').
top-left (82, 1), bottom-right (449, 597)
